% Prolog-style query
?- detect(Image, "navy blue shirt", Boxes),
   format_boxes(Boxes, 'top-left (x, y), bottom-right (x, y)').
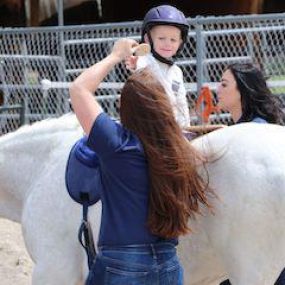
top-left (251, 117), bottom-right (267, 124)
top-left (87, 112), bottom-right (176, 246)
top-left (236, 116), bottom-right (267, 124)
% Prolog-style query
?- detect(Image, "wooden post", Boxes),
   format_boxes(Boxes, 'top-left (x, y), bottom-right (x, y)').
top-left (29, 0), bottom-right (40, 26)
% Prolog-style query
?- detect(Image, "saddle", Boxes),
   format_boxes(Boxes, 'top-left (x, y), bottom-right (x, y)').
top-left (184, 124), bottom-right (227, 136)
top-left (65, 136), bottom-right (102, 269)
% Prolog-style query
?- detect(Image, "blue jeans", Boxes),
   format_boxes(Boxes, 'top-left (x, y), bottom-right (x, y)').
top-left (85, 242), bottom-right (183, 285)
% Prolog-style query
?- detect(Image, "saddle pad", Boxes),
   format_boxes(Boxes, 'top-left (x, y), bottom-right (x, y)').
top-left (65, 136), bottom-right (101, 206)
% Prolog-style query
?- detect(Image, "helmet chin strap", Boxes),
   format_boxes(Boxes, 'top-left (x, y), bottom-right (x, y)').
top-left (146, 31), bottom-right (174, 66)
top-left (152, 49), bottom-right (174, 66)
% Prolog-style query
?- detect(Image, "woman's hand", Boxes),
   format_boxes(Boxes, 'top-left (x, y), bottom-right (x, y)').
top-left (111, 38), bottom-right (139, 62)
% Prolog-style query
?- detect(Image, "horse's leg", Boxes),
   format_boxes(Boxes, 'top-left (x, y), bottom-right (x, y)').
top-left (22, 207), bottom-right (86, 285)
top-left (215, 233), bottom-right (284, 285)
top-left (202, 155), bottom-right (285, 285)
top-left (201, 204), bottom-right (284, 284)
top-left (31, 249), bottom-right (85, 285)
top-left (179, 223), bottom-right (227, 285)
top-left (21, 176), bottom-right (87, 285)
top-left (226, 263), bottom-right (282, 285)
top-left (22, 206), bottom-right (86, 285)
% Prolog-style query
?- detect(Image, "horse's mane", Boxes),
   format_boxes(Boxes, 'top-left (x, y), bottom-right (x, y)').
top-left (1, 113), bottom-right (83, 141)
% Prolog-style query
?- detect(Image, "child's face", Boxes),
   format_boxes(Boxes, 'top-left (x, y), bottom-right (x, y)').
top-left (146, 25), bottom-right (182, 59)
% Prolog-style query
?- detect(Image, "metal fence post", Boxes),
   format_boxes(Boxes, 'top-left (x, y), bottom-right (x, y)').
top-left (19, 99), bottom-right (27, 126)
top-left (57, 0), bottom-right (64, 26)
top-left (58, 0), bottom-right (70, 114)
top-left (195, 22), bottom-right (206, 124)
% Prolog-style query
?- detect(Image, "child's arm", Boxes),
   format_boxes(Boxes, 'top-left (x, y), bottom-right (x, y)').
top-left (177, 82), bottom-right (191, 127)
top-left (125, 54), bottom-right (150, 72)
top-left (124, 55), bottom-right (138, 72)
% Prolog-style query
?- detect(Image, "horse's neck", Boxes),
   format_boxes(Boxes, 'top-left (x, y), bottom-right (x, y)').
top-left (0, 115), bottom-right (82, 222)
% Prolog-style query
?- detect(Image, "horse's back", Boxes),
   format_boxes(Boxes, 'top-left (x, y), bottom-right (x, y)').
top-left (194, 122), bottom-right (285, 229)
top-left (196, 122), bottom-right (285, 198)
top-left (189, 123), bottom-right (285, 284)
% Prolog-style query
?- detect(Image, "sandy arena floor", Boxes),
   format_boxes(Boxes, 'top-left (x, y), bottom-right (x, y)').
top-left (0, 218), bottom-right (33, 285)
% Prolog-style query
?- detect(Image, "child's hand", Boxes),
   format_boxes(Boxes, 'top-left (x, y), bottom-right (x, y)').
top-left (125, 56), bottom-right (138, 72)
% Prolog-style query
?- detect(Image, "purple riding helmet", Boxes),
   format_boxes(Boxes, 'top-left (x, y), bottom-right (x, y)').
top-left (141, 5), bottom-right (189, 65)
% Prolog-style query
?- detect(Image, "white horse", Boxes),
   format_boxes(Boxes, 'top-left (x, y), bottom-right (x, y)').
top-left (0, 113), bottom-right (285, 285)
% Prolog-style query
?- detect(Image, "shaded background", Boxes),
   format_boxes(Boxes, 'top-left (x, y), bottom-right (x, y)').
top-left (0, 0), bottom-right (285, 28)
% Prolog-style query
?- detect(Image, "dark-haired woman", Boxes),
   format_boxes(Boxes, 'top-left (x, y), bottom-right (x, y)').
top-left (217, 62), bottom-right (285, 285)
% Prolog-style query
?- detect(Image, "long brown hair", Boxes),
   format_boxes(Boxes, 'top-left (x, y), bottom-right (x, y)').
top-left (120, 68), bottom-right (211, 239)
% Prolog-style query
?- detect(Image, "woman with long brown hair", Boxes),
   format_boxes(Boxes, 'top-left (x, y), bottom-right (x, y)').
top-left (69, 38), bottom-right (211, 285)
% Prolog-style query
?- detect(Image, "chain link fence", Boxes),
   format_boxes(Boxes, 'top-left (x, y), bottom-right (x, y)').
top-left (0, 13), bottom-right (285, 134)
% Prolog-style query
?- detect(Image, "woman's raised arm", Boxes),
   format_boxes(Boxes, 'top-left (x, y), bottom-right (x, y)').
top-left (69, 38), bottom-right (138, 135)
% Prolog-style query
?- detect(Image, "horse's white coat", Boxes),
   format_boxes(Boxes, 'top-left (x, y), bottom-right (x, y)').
top-left (0, 114), bottom-right (284, 285)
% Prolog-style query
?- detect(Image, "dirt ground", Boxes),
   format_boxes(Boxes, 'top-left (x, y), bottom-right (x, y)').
top-left (0, 218), bottom-right (33, 285)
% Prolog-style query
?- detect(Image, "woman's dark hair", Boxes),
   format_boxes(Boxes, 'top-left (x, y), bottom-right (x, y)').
top-left (226, 62), bottom-right (285, 125)
top-left (120, 67), bottom-right (211, 239)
